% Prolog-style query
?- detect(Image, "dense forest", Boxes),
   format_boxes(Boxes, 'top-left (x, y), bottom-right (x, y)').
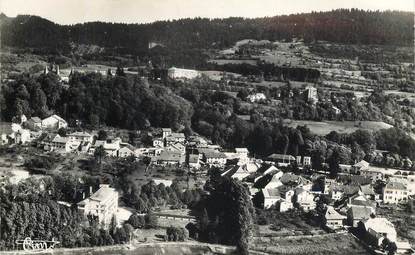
top-left (1, 9), bottom-right (413, 57)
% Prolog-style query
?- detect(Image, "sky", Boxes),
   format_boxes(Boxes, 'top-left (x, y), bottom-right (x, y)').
top-left (0, 0), bottom-right (413, 25)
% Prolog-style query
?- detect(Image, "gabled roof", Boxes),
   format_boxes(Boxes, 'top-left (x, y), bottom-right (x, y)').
top-left (359, 184), bottom-right (375, 196)
top-left (29, 117), bottom-right (42, 123)
top-left (325, 206), bottom-right (346, 220)
top-left (362, 217), bottom-right (396, 234)
top-left (203, 150), bottom-right (227, 159)
top-left (69, 131), bottom-right (92, 137)
top-left (348, 206), bottom-right (372, 220)
top-left (354, 160), bottom-right (369, 169)
top-left (44, 114), bottom-right (66, 123)
top-left (268, 154), bottom-right (296, 161)
top-left (0, 122), bottom-right (13, 134)
top-left (385, 181), bottom-right (407, 191)
top-left (78, 185), bottom-right (117, 205)
top-left (188, 154), bottom-right (199, 164)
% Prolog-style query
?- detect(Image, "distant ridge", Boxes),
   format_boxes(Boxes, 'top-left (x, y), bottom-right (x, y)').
top-left (0, 9), bottom-right (413, 54)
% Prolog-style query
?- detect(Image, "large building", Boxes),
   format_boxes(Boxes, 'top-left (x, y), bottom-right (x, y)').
top-left (78, 184), bottom-right (119, 225)
top-left (167, 67), bottom-right (200, 80)
top-left (41, 114), bottom-right (68, 130)
top-left (383, 181), bottom-right (408, 204)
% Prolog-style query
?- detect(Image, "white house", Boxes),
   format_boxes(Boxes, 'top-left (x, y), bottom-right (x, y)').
top-left (362, 217), bottom-right (397, 246)
top-left (383, 181), bottom-right (408, 204)
top-left (118, 146), bottom-right (135, 158)
top-left (294, 187), bottom-right (316, 211)
top-left (247, 93), bottom-right (266, 103)
top-left (15, 129), bottom-right (31, 144)
top-left (77, 184), bottom-right (119, 225)
top-left (153, 138), bottom-right (164, 148)
top-left (188, 154), bottom-right (201, 169)
top-left (68, 131), bottom-right (93, 143)
top-left (168, 67), bottom-right (200, 80)
top-left (41, 114), bottom-right (68, 130)
top-left (262, 186), bottom-right (294, 212)
top-left (324, 206), bottom-right (346, 229)
top-left (42, 134), bottom-right (80, 153)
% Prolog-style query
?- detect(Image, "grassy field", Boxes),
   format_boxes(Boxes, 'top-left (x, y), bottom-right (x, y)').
top-left (251, 232), bottom-right (368, 255)
top-left (208, 59), bottom-right (258, 65)
top-left (283, 119), bottom-right (393, 135)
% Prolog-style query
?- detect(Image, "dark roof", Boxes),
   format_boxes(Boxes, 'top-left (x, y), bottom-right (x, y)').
top-left (268, 154), bottom-right (295, 161)
top-left (0, 122), bottom-right (12, 134)
top-left (348, 206), bottom-right (372, 220)
top-left (30, 117), bottom-right (41, 123)
top-left (385, 181), bottom-right (407, 190)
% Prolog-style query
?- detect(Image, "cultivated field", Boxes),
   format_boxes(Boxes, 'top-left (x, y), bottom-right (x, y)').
top-left (283, 119), bottom-right (393, 135)
top-left (251, 232), bottom-right (368, 255)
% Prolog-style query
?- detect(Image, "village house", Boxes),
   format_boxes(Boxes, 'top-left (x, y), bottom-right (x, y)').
top-left (162, 128), bottom-right (172, 139)
top-left (0, 122), bottom-right (13, 145)
top-left (188, 154), bottom-right (201, 169)
top-left (224, 147), bottom-right (250, 165)
top-left (167, 67), bottom-right (201, 80)
top-left (68, 131), bottom-right (93, 143)
top-left (41, 114), bottom-right (68, 130)
top-left (263, 172), bottom-right (284, 189)
top-left (346, 192), bottom-right (376, 213)
top-left (383, 181), bottom-right (408, 204)
top-left (247, 93), bottom-right (266, 103)
top-left (267, 153), bottom-right (296, 166)
top-left (324, 206), bottom-right (346, 229)
top-left (89, 138), bottom-right (121, 157)
top-left (294, 187), bottom-right (316, 211)
top-left (389, 175), bottom-right (415, 196)
top-left (296, 155), bottom-right (312, 166)
top-left (154, 150), bottom-right (185, 165)
top-left (347, 206), bottom-right (373, 227)
top-left (361, 217), bottom-right (397, 246)
top-left (304, 85), bottom-right (318, 103)
top-left (153, 137), bottom-right (164, 147)
top-left (222, 162), bottom-right (261, 181)
top-left (41, 134), bottom-right (80, 153)
top-left (14, 128), bottom-right (31, 144)
top-left (25, 117), bottom-right (42, 130)
top-left (200, 149), bottom-right (227, 167)
top-left (77, 184), bottom-right (119, 225)
top-left (118, 146), bottom-right (135, 158)
top-left (262, 186), bottom-right (294, 212)
top-left (165, 132), bottom-right (186, 145)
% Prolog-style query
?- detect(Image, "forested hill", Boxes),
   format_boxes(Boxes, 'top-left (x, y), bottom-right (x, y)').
top-left (0, 9), bottom-right (413, 54)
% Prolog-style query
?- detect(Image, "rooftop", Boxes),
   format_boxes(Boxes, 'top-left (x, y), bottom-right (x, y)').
top-left (385, 181), bottom-right (407, 191)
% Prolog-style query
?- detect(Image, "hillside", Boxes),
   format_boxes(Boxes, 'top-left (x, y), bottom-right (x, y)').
top-left (0, 9), bottom-right (413, 56)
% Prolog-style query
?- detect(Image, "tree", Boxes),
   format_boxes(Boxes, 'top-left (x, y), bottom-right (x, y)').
top-left (128, 213), bottom-right (145, 229)
top-left (328, 149), bottom-right (340, 178)
top-left (144, 211), bottom-right (158, 229)
top-left (381, 238), bottom-right (397, 255)
top-left (97, 130), bottom-right (108, 140)
top-left (201, 177), bottom-right (254, 255)
top-left (94, 145), bottom-right (106, 166)
top-left (58, 128), bottom-right (67, 137)
top-left (116, 66), bottom-right (125, 76)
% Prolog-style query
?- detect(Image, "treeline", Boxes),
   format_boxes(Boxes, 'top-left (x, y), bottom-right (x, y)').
top-left (1, 9), bottom-right (412, 56)
top-left (122, 179), bottom-right (204, 212)
top-left (209, 62), bottom-right (321, 82)
top-left (1, 72), bottom-right (193, 130)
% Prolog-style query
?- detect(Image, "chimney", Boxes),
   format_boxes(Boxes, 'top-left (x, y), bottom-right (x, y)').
top-left (56, 65), bottom-right (60, 75)
top-left (82, 192), bottom-right (85, 199)
top-left (89, 186), bottom-right (93, 195)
